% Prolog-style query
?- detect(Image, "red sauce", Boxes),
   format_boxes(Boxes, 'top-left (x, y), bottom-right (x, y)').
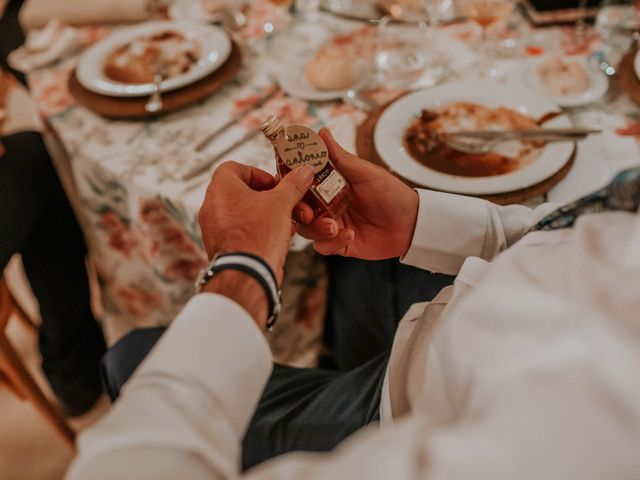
top-left (404, 137), bottom-right (519, 177)
top-left (403, 105), bottom-right (548, 178)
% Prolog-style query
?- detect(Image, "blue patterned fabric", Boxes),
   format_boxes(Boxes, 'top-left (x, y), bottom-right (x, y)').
top-left (530, 166), bottom-right (640, 232)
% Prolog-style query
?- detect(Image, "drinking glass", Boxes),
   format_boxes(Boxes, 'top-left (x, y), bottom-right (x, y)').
top-left (595, 0), bottom-right (636, 71)
top-left (375, 0), bottom-right (452, 89)
top-left (375, 17), bottom-right (431, 88)
top-left (262, 0), bottom-right (294, 35)
top-left (422, 0), bottom-right (454, 25)
top-left (458, 0), bottom-right (515, 79)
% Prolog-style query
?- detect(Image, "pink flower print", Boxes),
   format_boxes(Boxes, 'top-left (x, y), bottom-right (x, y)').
top-left (242, 93), bottom-right (313, 130)
top-left (99, 211), bottom-right (139, 259)
top-left (138, 198), bottom-right (207, 281)
top-left (29, 67), bottom-right (75, 117)
top-left (615, 121), bottom-right (640, 139)
top-left (115, 285), bottom-right (164, 319)
top-left (77, 26), bottom-right (111, 47)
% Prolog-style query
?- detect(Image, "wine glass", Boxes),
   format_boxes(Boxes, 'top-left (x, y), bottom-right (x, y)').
top-left (458, 0), bottom-right (515, 79)
top-left (262, 0), bottom-right (294, 35)
top-left (374, 0), bottom-right (452, 89)
top-left (422, 0), bottom-right (454, 26)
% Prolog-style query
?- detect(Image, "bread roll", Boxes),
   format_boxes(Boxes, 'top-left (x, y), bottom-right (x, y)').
top-left (305, 48), bottom-right (359, 91)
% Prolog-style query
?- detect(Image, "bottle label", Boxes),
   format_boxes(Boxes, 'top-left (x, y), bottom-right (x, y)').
top-left (316, 169), bottom-right (346, 204)
top-left (275, 125), bottom-right (329, 173)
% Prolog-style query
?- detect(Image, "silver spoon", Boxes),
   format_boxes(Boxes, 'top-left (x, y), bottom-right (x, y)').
top-left (145, 72), bottom-right (164, 114)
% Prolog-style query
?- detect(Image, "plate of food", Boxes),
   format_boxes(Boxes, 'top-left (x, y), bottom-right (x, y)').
top-left (274, 47), bottom-right (371, 102)
top-left (633, 49), bottom-right (640, 82)
top-left (169, 0), bottom-right (247, 25)
top-left (522, 55), bottom-right (608, 108)
top-left (76, 21), bottom-right (232, 97)
top-left (374, 82), bottom-right (574, 195)
top-left (321, 0), bottom-right (383, 22)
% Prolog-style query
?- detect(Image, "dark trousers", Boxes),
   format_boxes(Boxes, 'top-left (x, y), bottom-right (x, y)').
top-left (0, 131), bottom-right (106, 415)
top-left (102, 257), bottom-right (454, 470)
top-left (0, 0), bottom-right (27, 86)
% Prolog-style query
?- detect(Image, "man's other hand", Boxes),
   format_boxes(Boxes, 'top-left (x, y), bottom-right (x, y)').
top-left (295, 129), bottom-right (419, 260)
top-left (198, 161), bottom-right (314, 286)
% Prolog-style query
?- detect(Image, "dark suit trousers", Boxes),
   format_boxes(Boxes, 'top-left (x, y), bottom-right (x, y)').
top-left (0, 131), bottom-right (106, 414)
top-left (101, 255), bottom-right (453, 470)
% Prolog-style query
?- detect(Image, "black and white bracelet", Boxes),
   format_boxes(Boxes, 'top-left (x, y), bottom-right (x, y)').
top-left (195, 252), bottom-right (282, 331)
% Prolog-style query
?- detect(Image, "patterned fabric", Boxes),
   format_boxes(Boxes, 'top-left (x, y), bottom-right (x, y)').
top-left (531, 166), bottom-right (640, 232)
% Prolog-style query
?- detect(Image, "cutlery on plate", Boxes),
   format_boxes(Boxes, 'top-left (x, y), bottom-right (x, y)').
top-left (182, 127), bottom-right (263, 181)
top-left (440, 128), bottom-right (601, 155)
top-left (194, 86), bottom-right (279, 152)
top-left (446, 128), bottom-right (601, 139)
top-left (144, 71), bottom-right (165, 114)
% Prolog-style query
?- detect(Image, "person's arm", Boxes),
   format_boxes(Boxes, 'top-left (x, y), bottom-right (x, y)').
top-left (67, 161), bottom-right (316, 478)
top-left (401, 189), bottom-right (557, 274)
top-left (295, 130), bottom-right (557, 275)
top-left (68, 215), bottom-right (639, 480)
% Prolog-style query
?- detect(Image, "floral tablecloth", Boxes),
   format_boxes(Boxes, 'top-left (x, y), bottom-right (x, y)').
top-left (26, 1), bottom-right (640, 365)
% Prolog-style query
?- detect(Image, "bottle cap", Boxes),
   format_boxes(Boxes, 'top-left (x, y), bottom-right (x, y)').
top-left (261, 116), bottom-right (284, 140)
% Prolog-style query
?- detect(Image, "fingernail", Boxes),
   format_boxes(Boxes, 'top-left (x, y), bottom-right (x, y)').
top-left (321, 221), bottom-right (337, 236)
top-left (297, 165), bottom-right (314, 181)
top-left (296, 209), bottom-right (307, 223)
top-left (342, 229), bottom-right (355, 241)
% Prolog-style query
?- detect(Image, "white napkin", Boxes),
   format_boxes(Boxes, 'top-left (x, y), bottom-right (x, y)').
top-left (19, 0), bottom-right (155, 29)
top-left (547, 131), bottom-right (640, 204)
top-left (7, 19), bottom-right (82, 73)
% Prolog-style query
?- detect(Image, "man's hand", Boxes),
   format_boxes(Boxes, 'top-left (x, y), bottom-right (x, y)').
top-left (295, 129), bottom-right (419, 260)
top-left (198, 161), bottom-right (314, 325)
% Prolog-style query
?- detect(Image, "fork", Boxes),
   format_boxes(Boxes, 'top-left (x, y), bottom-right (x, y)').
top-left (439, 128), bottom-right (601, 155)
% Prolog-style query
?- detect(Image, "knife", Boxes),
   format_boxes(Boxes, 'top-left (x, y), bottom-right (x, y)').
top-left (182, 127), bottom-right (263, 181)
top-left (194, 86), bottom-right (278, 152)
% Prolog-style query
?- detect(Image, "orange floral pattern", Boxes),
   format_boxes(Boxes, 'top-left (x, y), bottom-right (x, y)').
top-left (138, 198), bottom-right (207, 282)
top-left (99, 211), bottom-right (139, 259)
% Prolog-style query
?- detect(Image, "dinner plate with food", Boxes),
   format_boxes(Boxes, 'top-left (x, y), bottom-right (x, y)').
top-left (169, 0), bottom-right (247, 25)
top-left (633, 50), bottom-right (640, 82)
top-left (76, 21), bottom-right (232, 97)
top-left (273, 47), bottom-right (371, 102)
top-left (522, 55), bottom-right (608, 108)
top-left (374, 82), bottom-right (575, 195)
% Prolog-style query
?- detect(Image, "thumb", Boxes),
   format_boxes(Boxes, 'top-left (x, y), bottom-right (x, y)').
top-left (319, 128), bottom-right (376, 181)
top-left (275, 165), bottom-right (315, 207)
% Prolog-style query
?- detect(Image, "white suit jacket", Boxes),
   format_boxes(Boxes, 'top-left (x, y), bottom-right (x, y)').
top-left (67, 189), bottom-right (640, 479)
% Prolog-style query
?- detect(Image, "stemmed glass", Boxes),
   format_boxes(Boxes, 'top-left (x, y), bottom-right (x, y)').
top-left (458, 0), bottom-right (515, 79)
top-left (375, 0), bottom-right (453, 89)
top-left (422, 0), bottom-right (454, 26)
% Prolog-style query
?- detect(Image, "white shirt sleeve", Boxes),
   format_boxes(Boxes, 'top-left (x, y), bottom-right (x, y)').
top-left (67, 293), bottom-right (274, 479)
top-left (401, 189), bottom-right (558, 274)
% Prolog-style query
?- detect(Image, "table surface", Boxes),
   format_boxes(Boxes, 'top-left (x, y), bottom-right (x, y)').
top-left (25, 1), bottom-right (640, 364)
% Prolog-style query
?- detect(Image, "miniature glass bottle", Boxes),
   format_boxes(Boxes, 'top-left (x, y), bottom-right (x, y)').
top-left (261, 116), bottom-right (351, 220)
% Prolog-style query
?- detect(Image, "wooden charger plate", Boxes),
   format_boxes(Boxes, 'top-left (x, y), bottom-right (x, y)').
top-left (356, 100), bottom-right (575, 205)
top-left (618, 47), bottom-right (640, 107)
top-left (68, 41), bottom-right (242, 119)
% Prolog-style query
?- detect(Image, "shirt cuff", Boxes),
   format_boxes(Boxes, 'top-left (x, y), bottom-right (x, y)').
top-left (401, 189), bottom-right (497, 274)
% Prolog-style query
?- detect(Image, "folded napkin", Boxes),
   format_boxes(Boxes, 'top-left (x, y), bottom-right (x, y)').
top-left (7, 19), bottom-right (82, 73)
top-left (19, 0), bottom-right (157, 30)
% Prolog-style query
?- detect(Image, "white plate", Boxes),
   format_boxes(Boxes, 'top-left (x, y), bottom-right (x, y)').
top-left (76, 21), bottom-right (231, 97)
top-left (634, 50), bottom-right (640, 82)
top-left (169, 0), bottom-right (247, 24)
top-left (522, 56), bottom-right (608, 108)
top-left (274, 58), bottom-right (371, 102)
top-left (374, 82), bottom-right (574, 196)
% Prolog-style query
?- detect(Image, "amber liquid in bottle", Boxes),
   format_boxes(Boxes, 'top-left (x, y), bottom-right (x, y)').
top-left (261, 116), bottom-right (351, 220)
